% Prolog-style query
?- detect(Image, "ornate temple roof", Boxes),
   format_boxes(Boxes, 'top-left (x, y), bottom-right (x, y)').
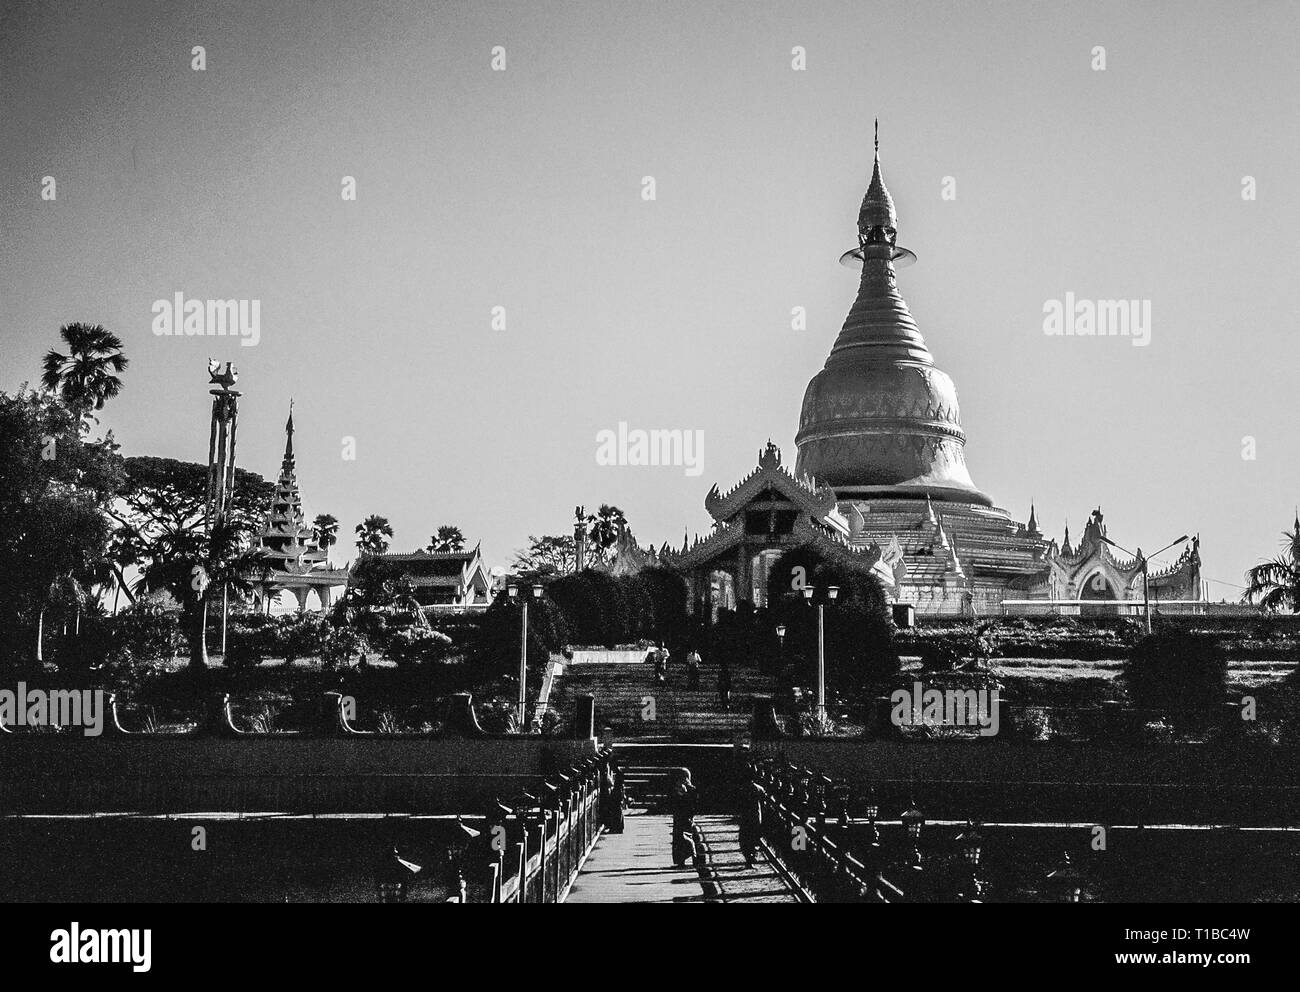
top-left (704, 440), bottom-right (841, 525)
top-left (795, 127), bottom-right (990, 507)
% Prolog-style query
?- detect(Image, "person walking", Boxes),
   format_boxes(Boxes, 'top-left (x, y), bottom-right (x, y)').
top-left (669, 768), bottom-right (700, 868)
top-left (649, 643), bottom-right (665, 684)
top-left (686, 649), bottom-right (701, 691)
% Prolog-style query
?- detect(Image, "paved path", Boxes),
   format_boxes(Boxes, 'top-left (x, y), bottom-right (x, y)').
top-left (564, 813), bottom-right (798, 904)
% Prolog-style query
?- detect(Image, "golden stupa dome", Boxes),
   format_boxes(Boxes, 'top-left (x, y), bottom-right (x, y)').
top-left (794, 131), bottom-right (989, 506)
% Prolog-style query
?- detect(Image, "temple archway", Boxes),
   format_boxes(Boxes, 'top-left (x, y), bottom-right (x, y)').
top-left (1080, 570), bottom-right (1119, 617)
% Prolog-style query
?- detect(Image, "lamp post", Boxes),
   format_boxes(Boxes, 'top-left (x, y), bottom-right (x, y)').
top-left (801, 585), bottom-right (839, 721)
top-left (863, 787), bottom-right (881, 846)
top-left (508, 583), bottom-right (545, 731)
top-left (775, 623), bottom-right (786, 675)
top-left (954, 820), bottom-right (985, 901)
top-left (1099, 535), bottom-right (1188, 634)
top-left (901, 802), bottom-right (925, 868)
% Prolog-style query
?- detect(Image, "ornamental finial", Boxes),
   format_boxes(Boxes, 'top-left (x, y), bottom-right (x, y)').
top-left (858, 119), bottom-right (897, 241)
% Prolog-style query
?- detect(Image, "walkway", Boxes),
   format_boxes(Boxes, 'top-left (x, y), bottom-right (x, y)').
top-left (564, 813), bottom-right (798, 904)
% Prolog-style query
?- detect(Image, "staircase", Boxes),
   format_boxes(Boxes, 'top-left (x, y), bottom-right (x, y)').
top-left (548, 660), bottom-right (776, 741)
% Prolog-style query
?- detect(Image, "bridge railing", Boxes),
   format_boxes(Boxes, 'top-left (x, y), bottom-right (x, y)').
top-left (479, 746), bottom-right (616, 904)
top-left (749, 758), bottom-right (909, 903)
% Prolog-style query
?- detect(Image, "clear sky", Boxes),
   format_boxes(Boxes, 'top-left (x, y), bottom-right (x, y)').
top-left (2, 0), bottom-right (1297, 595)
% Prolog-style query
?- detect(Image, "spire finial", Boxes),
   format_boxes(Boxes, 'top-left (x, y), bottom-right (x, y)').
top-left (857, 119), bottom-right (897, 242)
top-left (283, 399), bottom-right (296, 467)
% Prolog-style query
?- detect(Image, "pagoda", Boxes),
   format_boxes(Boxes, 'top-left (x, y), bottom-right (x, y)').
top-left (255, 404), bottom-right (349, 612)
top-left (649, 127), bottom-right (1202, 617)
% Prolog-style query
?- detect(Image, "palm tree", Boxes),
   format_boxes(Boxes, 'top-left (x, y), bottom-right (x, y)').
top-left (313, 514), bottom-right (339, 552)
top-left (1244, 514), bottom-right (1300, 613)
top-left (41, 323), bottom-right (128, 428)
top-left (355, 515), bottom-right (393, 555)
top-left (427, 525), bottom-right (466, 553)
top-left (135, 519), bottom-right (267, 669)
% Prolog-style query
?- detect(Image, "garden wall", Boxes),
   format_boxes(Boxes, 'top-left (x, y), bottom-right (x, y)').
top-left (0, 736), bottom-right (600, 814)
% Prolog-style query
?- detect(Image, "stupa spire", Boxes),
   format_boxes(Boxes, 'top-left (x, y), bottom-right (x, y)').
top-left (858, 118), bottom-right (898, 240)
top-left (282, 399), bottom-right (295, 472)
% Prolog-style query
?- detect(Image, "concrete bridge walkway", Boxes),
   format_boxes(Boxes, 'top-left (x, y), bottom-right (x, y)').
top-left (564, 813), bottom-right (799, 904)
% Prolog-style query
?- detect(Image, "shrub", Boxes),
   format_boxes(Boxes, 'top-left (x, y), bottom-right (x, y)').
top-left (321, 627), bottom-right (370, 670)
top-left (476, 697), bottom-right (520, 734)
top-left (224, 613), bottom-right (279, 669)
top-left (278, 612), bottom-right (330, 665)
top-left (110, 602), bottom-right (181, 663)
top-left (385, 626), bottom-right (453, 667)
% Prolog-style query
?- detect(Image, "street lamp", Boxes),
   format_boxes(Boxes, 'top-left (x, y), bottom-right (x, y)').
top-left (863, 787), bottom-right (881, 845)
top-left (444, 815), bottom-right (482, 903)
top-left (507, 583), bottom-right (545, 731)
top-left (956, 820), bottom-right (983, 867)
top-left (802, 586), bottom-right (839, 721)
top-left (901, 802), bottom-right (925, 867)
top-left (1099, 535), bottom-right (1188, 634)
top-left (954, 820), bottom-right (985, 901)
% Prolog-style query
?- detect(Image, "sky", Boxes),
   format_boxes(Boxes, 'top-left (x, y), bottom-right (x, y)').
top-left (2, 0), bottom-right (1297, 596)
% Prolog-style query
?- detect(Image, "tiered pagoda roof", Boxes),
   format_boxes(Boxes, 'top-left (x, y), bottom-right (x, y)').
top-left (258, 404), bottom-right (329, 576)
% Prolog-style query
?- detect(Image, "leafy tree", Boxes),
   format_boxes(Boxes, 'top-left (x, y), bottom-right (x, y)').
top-left (40, 323), bottom-right (128, 429)
top-left (355, 514), bottom-right (393, 554)
top-left (111, 456), bottom-right (273, 668)
top-left (585, 504), bottom-right (627, 564)
top-left (0, 388), bottom-right (123, 666)
top-left (428, 524), bottom-right (466, 553)
top-left (513, 534), bottom-right (576, 578)
top-left (1244, 516), bottom-right (1300, 614)
top-left (105, 526), bottom-right (146, 613)
top-left (767, 543), bottom-right (896, 686)
top-left (117, 456), bottom-right (272, 541)
top-left (341, 556), bottom-right (406, 608)
top-left (312, 513), bottom-right (339, 552)
top-left (133, 517), bottom-right (271, 669)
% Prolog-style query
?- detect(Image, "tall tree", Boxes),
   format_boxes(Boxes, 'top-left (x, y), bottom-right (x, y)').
top-left (1244, 515), bottom-right (1300, 613)
top-left (134, 517), bottom-right (270, 669)
top-left (313, 513), bottom-right (339, 552)
top-left (513, 534), bottom-right (577, 578)
top-left (428, 525), bottom-right (466, 553)
top-left (585, 504), bottom-right (628, 564)
top-left (0, 388), bottom-right (122, 667)
top-left (115, 456), bottom-right (273, 669)
top-left (41, 323), bottom-right (128, 429)
top-left (355, 515), bottom-right (393, 554)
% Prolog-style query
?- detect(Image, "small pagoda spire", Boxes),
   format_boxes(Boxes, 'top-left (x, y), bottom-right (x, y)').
top-left (1027, 502), bottom-right (1040, 535)
top-left (282, 399), bottom-right (295, 472)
